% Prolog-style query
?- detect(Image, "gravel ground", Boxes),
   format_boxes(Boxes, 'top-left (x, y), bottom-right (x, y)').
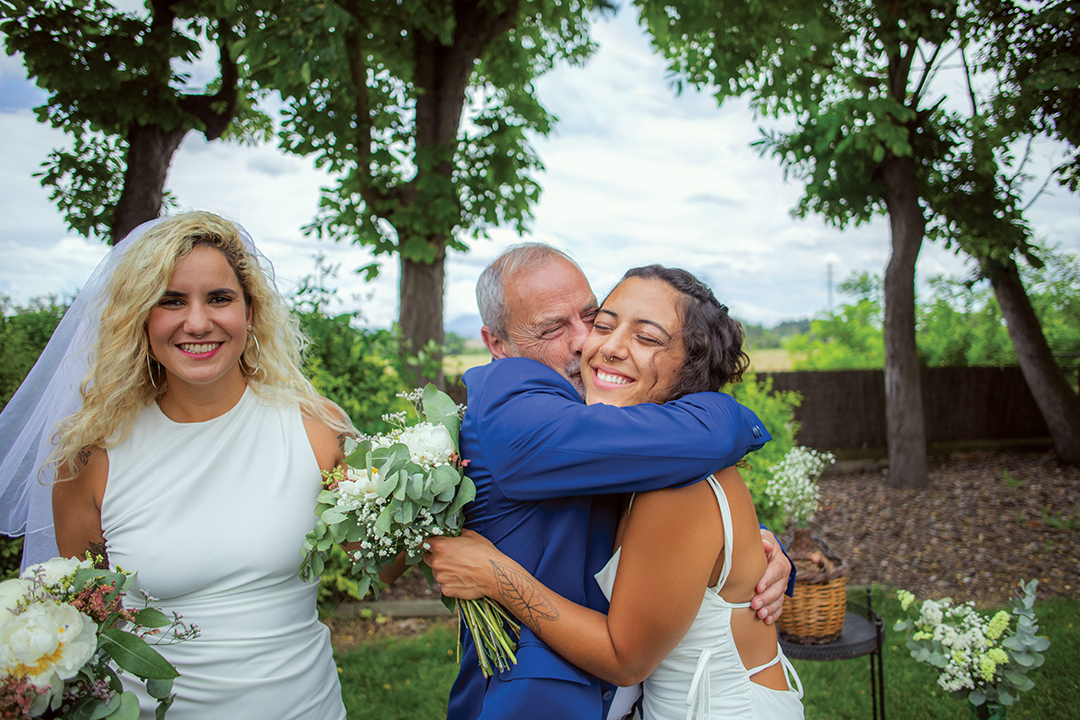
top-left (801, 450), bottom-right (1080, 607)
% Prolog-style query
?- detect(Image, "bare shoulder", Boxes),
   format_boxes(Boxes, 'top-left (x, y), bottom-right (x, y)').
top-left (302, 398), bottom-right (350, 472)
top-left (55, 446), bottom-right (108, 494)
top-left (625, 480), bottom-right (722, 550)
top-left (53, 446), bottom-right (109, 559)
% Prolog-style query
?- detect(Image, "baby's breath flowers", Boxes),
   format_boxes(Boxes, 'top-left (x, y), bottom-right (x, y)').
top-left (764, 446), bottom-right (835, 528)
top-left (0, 557), bottom-right (195, 719)
top-left (895, 581), bottom-right (1048, 711)
top-left (300, 385), bottom-right (519, 677)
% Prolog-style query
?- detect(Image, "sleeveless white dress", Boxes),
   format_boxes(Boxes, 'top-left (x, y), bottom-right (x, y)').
top-left (595, 476), bottom-right (804, 720)
top-left (100, 389), bottom-right (346, 720)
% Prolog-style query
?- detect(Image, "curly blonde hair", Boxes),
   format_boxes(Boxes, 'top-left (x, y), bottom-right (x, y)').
top-left (49, 211), bottom-right (354, 480)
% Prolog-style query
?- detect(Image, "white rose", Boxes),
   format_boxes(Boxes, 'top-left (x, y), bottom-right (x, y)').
top-left (399, 423), bottom-right (455, 466)
top-left (0, 578), bottom-right (33, 625)
top-left (0, 601), bottom-right (97, 693)
top-left (21, 557), bottom-right (93, 587)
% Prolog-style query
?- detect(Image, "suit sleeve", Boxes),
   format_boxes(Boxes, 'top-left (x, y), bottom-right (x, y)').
top-left (465, 359), bottom-right (771, 502)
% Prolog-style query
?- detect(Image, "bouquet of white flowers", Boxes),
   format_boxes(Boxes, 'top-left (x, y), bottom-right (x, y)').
top-left (0, 556), bottom-right (196, 719)
top-left (300, 384), bottom-right (519, 677)
top-left (895, 580), bottom-right (1048, 717)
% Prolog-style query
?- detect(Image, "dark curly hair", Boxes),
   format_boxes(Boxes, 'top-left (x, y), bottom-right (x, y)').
top-left (616, 265), bottom-right (749, 401)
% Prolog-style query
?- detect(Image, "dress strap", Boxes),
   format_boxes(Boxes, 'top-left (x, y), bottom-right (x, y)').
top-left (744, 652), bottom-right (805, 701)
top-left (704, 475), bottom-right (734, 592)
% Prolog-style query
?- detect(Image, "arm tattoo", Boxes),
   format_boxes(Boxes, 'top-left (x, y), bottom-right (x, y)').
top-left (77, 448), bottom-right (92, 466)
top-left (87, 541), bottom-right (109, 569)
top-left (337, 433), bottom-right (347, 452)
top-left (490, 560), bottom-right (559, 636)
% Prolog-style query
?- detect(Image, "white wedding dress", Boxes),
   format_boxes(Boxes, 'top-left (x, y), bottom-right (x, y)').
top-left (100, 389), bottom-right (346, 719)
top-left (596, 476), bottom-right (804, 720)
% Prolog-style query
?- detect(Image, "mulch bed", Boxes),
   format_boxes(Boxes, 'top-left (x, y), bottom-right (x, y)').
top-left (803, 450), bottom-right (1080, 608)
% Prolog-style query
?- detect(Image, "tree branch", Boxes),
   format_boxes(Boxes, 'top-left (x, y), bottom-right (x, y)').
top-left (178, 22), bottom-right (239, 140)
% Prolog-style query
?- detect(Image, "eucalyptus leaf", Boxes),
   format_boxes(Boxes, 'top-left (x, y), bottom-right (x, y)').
top-left (144, 677), bottom-right (174, 700)
top-left (407, 472), bottom-right (424, 501)
top-left (1012, 652), bottom-right (1034, 667)
top-left (375, 504), bottom-right (395, 535)
top-left (422, 384), bottom-right (460, 447)
top-left (321, 508), bottom-right (348, 525)
top-left (86, 692), bottom-right (120, 719)
top-left (100, 628), bottom-right (178, 680)
top-left (310, 552), bottom-right (325, 578)
top-left (446, 475), bottom-right (476, 517)
top-left (131, 608), bottom-right (171, 629)
top-left (430, 464), bottom-right (458, 494)
top-left (112, 693), bottom-right (141, 720)
top-left (154, 694), bottom-right (175, 720)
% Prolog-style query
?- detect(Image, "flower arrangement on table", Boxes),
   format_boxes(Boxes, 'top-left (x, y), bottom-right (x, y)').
top-left (0, 556), bottom-right (197, 719)
top-left (764, 445), bottom-right (844, 643)
top-left (895, 580), bottom-right (1048, 718)
top-left (299, 384), bottom-right (519, 678)
top-left (764, 445), bottom-right (836, 550)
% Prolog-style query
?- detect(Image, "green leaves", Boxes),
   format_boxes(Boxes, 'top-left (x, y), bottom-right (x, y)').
top-left (99, 628), bottom-right (179, 681)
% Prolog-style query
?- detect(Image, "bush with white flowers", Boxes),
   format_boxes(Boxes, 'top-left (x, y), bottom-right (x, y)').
top-left (764, 446), bottom-right (835, 528)
top-left (895, 580), bottom-right (1048, 709)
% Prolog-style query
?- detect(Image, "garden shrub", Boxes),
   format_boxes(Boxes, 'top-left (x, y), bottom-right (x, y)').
top-left (729, 373), bottom-right (801, 532)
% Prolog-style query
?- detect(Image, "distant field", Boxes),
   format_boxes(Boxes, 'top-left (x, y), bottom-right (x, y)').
top-left (444, 352), bottom-right (490, 377)
top-left (445, 348), bottom-right (793, 377)
top-left (747, 347), bottom-right (793, 372)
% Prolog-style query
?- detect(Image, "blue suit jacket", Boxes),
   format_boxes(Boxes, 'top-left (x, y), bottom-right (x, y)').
top-left (447, 358), bottom-right (772, 720)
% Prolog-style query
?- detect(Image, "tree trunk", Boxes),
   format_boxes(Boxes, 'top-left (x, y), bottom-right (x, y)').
top-left (110, 123), bottom-right (188, 244)
top-left (399, 243), bottom-right (444, 390)
top-left (984, 257), bottom-right (1080, 465)
top-left (880, 154), bottom-right (929, 488)
top-left (399, 244), bottom-right (447, 389)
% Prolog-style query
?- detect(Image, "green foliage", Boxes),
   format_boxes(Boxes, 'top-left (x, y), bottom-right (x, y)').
top-left (0, 535), bottom-right (23, 580)
top-left (297, 309), bottom-right (410, 437)
top-left (729, 374), bottom-right (801, 531)
top-left (741, 319), bottom-right (810, 350)
top-left (786, 272), bottom-right (885, 370)
top-left (0, 0), bottom-right (272, 240)
top-left (786, 249), bottom-right (1080, 374)
top-left (0, 295), bottom-right (67, 410)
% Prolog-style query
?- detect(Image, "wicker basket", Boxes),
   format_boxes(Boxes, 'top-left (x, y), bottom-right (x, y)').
top-left (776, 552), bottom-right (848, 644)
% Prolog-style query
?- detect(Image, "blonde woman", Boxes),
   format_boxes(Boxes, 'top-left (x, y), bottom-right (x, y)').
top-left (0, 212), bottom-right (349, 719)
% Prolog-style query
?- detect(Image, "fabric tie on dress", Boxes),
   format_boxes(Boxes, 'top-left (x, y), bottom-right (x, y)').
top-left (684, 646), bottom-right (717, 720)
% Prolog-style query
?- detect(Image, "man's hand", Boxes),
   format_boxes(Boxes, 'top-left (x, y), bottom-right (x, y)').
top-left (751, 528), bottom-right (791, 624)
top-left (423, 530), bottom-right (503, 600)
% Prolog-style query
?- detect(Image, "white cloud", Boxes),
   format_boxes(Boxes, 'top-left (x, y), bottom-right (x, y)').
top-left (1, 5), bottom-right (1076, 335)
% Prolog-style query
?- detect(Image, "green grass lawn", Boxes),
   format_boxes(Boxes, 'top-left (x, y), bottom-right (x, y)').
top-left (334, 587), bottom-right (1077, 719)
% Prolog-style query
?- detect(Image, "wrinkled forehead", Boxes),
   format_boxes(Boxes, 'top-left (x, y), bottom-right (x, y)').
top-left (505, 257), bottom-right (595, 318)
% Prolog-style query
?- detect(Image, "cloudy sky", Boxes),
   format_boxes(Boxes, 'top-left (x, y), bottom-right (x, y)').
top-left (1, 5), bottom-right (1076, 336)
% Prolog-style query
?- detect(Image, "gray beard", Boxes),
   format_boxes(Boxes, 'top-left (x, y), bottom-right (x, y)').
top-left (565, 357), bottom-right (585, 399)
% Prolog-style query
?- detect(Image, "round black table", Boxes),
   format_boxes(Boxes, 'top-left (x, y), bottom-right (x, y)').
top-left (779, 590), bottom-right (886, 720)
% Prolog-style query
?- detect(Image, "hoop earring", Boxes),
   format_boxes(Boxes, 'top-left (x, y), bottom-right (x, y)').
top-left (146, 355), bottom-right (160, 389)
top-left (240, 327), bottom-right (261, 376)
